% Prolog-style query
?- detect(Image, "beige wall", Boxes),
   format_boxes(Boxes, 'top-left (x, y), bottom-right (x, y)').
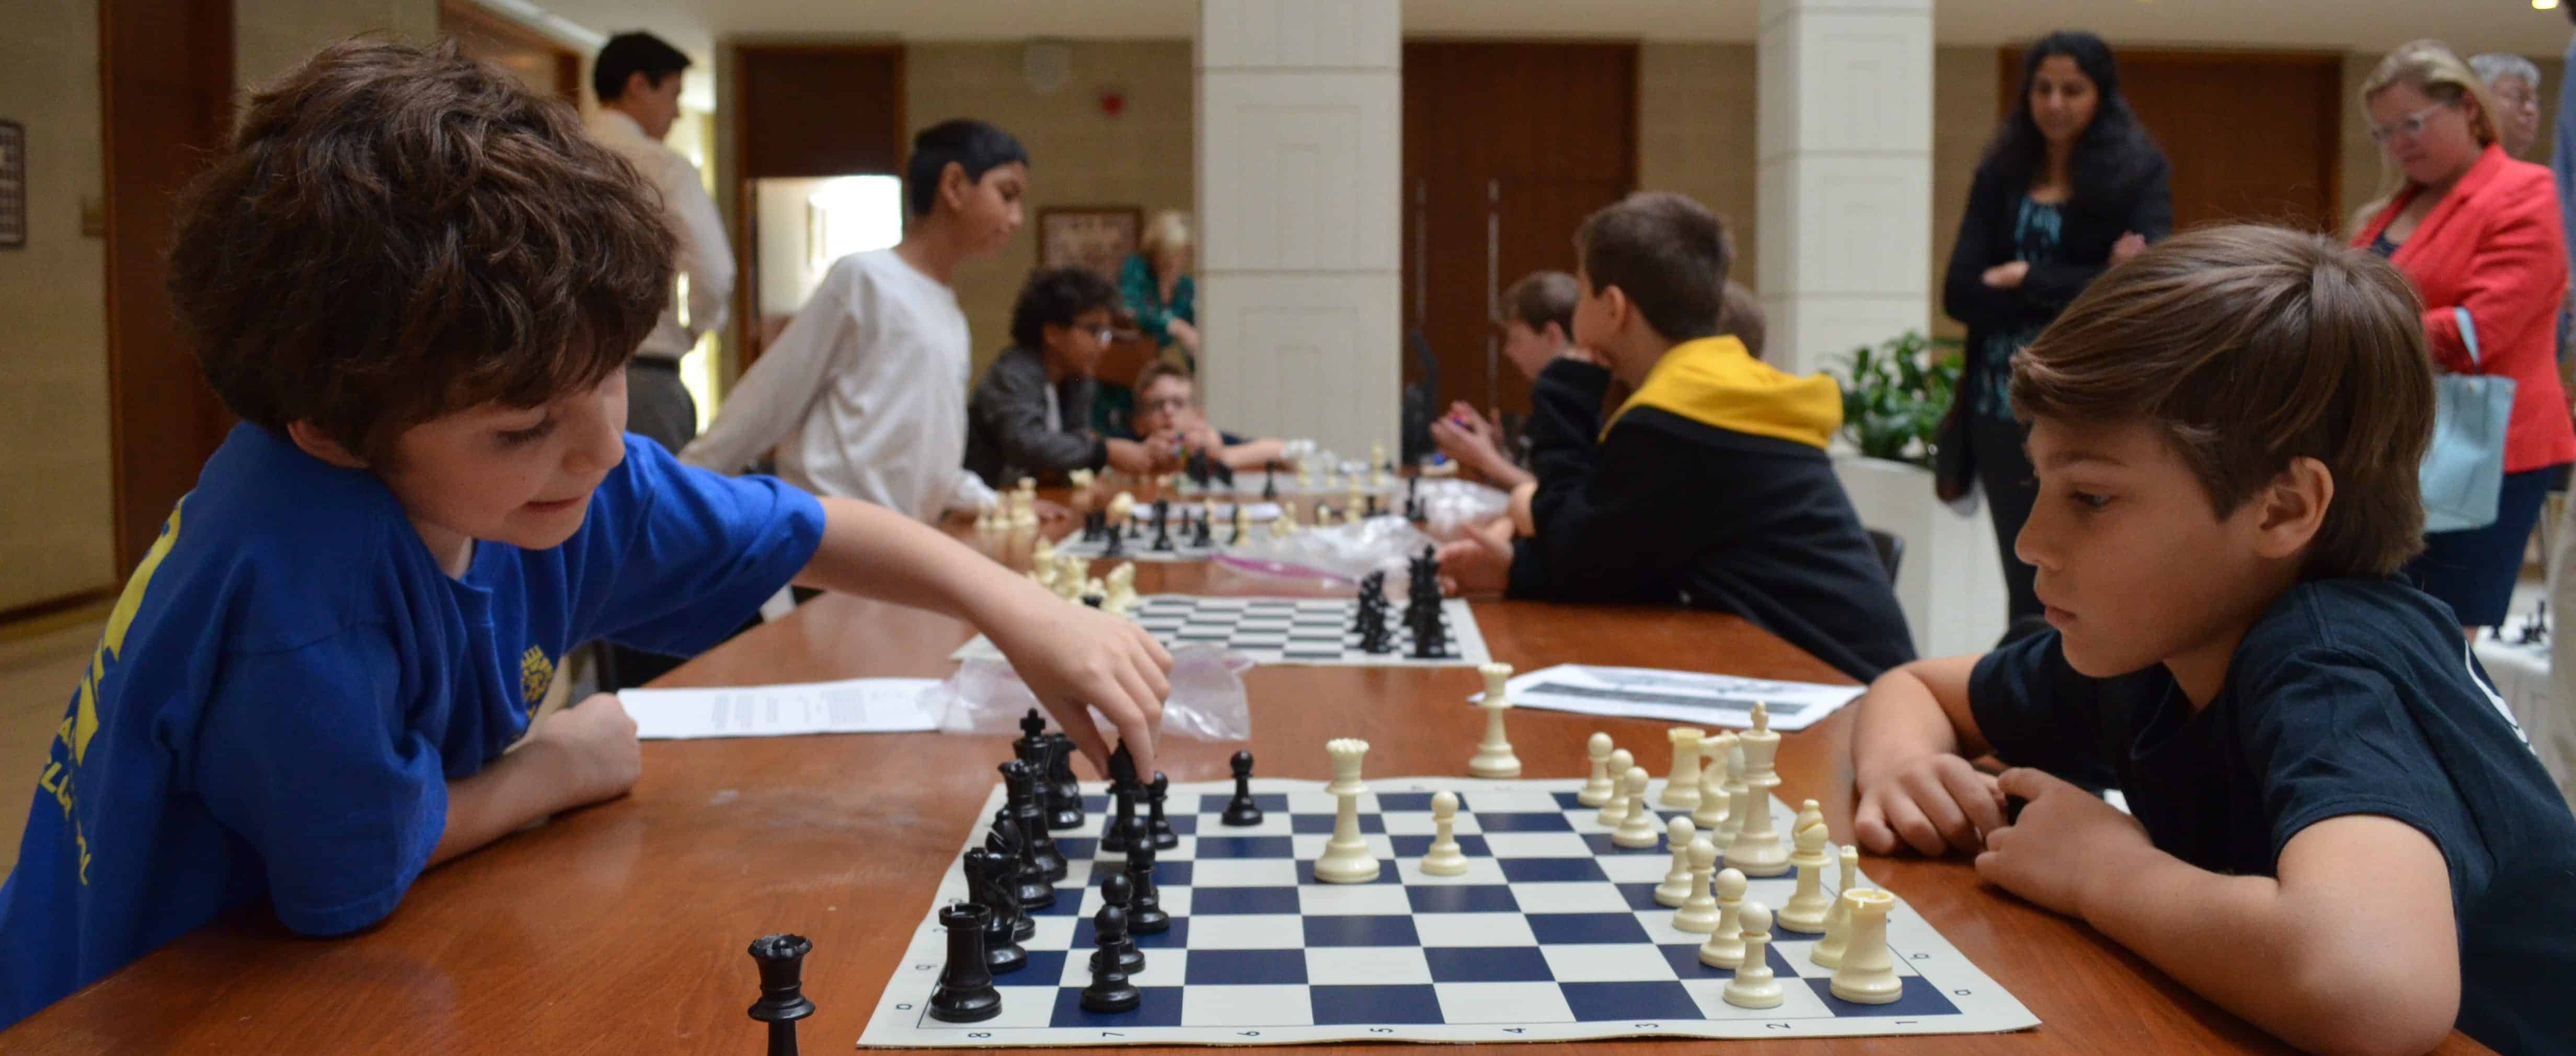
top-left (237, 0), bottom-right (439, 90)
top-left (904, 40), bottom-right (1197, 378)
top-left (1637, 43), bottom-right (1759, 288)
top-left (0, 0), bottom-right (113, 611)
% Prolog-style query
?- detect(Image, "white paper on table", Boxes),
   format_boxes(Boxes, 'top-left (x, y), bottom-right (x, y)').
top-left (619, 678), bottom-right (944, 740)
top-left (1470, 663), bottom-right (1864, 732)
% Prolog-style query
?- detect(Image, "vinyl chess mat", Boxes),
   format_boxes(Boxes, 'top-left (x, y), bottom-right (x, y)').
top-left (951, 595), bottom-right (1492, 668)
top-left (859, 776), bottom-right (2038, 1047)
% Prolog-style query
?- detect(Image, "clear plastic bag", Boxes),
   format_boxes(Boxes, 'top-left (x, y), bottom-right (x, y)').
top-left (1410, 478), bottom-right (1512, 540)
top-left (1207, 516), bottom-right (1439, 594)
top-left (932, 644), bottom-right (1255, 742)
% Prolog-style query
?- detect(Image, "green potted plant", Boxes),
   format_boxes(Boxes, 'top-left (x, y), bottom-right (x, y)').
top-left (1830, 331), bottom-right (1963, 467)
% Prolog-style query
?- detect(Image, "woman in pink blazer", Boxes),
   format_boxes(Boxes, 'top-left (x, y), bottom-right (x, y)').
top-left (2352, 41), bottom-right (2574, 632)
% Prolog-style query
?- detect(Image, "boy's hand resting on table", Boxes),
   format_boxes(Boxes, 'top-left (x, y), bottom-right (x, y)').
top-left (1974, 767), bottom-right (2152, 918)
top-left (982, 590), bottom-right (1174, 778)
top-left (1854, 751), bottom-right (2007, 856)
top-left (530, 692), bottom-right (643, 808)
top-left (1434, 517), bottom-right (1514, 595)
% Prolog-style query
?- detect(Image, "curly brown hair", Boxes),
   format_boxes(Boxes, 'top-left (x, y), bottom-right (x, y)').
top-left (168, 39), bottom-right (675, 465)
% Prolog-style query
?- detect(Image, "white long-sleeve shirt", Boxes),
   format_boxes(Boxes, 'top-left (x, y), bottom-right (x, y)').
top-left (586, 109), bottom-right (733, 363)
top-left (680, 249), bottom-right (996, 521)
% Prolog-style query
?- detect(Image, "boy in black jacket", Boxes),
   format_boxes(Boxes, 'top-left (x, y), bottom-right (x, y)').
top-left (1439, 192), bottom-right (1914, 682)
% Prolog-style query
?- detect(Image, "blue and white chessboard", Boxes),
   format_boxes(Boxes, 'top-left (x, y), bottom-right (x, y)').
top-left (952, 595), bottom-right (1491, 668)
top-left (858, 776), bottom-right (2038, 1047)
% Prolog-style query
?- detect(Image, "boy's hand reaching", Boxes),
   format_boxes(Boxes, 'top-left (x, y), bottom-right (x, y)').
top-left (982, 590), bottom-right (1174, 778)
top-left (1854, 752), bottom-right (2007, 856)
top-left (1974, 767), bottom-right (2151, 918)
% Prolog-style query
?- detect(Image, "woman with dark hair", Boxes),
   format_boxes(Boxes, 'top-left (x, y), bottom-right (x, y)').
top-left (1935, 30), bottom-right (2173, 623)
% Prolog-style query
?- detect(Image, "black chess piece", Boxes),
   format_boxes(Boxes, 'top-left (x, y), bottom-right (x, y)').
top-left (928, 904), bottom-right (1003, 1023)
top-left (998, 761), bottom-right (1065, 881)
top-left (1404, 474), bottom-right (1423, 521)
top-left (1043, 735), bottom-right (1084, 831)
top-left (986, 818), bottom-right (1055, 911)
top-left (1123, 838), bottom-right (1171, 934)
top-left (1186, 448), bottom-right (1214, 487)
top-left (1364, 494), bottom-right (1379, 518)
top-left (1080, 904), bottom-right (1142, 1014)
top-left (1101, 743), bottom-right (1142, 851)
top-left (1410, 607), bottom-right (1450, 660)
top-left (1102, 524), bottom-right (1126, 558)
top-left (747, 934), bottom-right (816, 1056)
top-left (962, 849), bottom-right (1030, 970)
top-left (1261, 464), bottom-right (1279, 500)
top-left (1145, 772), bottom-right (1178, 849)
top-left (1191, 510), bottom-right (1214, 549)
top-left (1150, 507), bottom-right (1174, 551)
top-left (1221, 750), bottom-right (1264, 826)
top-left (1013, 709), bottom-right (1048, 767)
top-left (1091, 872), bottom-right (1147, 977)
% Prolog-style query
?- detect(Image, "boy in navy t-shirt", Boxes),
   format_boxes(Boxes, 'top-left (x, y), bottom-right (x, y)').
top-left (0, 41), bottom-right (1171, 1030)
top-left (1849, 225), bottom-right (2576, 1055)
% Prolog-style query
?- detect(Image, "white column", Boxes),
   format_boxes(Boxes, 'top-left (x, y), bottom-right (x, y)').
top-left (1195, 0), bottom-right (1401, 459)
top-left (1756, 0), bottom-right (1934, 378)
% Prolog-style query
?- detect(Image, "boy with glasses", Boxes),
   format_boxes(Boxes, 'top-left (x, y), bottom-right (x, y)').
top-left (967, 266), bottom-right (1176, 486)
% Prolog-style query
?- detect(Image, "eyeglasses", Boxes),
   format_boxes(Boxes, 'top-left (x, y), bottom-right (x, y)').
top-left (1138, 396), bottom-right (1194, 414)
top-left (2368, 102), bottom-right (2453, 144)
top-left (1087, 326), bottom-right (1118, 344)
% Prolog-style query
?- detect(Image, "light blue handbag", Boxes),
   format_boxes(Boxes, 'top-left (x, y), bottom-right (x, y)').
top-left (2421, 307), bottom-right (2515, 533)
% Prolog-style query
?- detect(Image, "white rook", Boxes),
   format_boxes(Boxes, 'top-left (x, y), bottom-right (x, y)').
top-left (1469, 663), bottom-right (1522, 778)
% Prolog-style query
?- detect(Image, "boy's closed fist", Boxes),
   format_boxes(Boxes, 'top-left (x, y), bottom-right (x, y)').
top-left (533, 692), bottom-right (642, 808)
top-left (1854, 751), bottom-right (2006, 856)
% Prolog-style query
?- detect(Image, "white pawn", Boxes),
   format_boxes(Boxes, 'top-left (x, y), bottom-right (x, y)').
top-left (1691, 732), bottom-right (1732, 830)
top-left (1578, 733), bottom-right (1617, 807)
top-left (1659, 727), bottom-right (1704, 808)
top-left (1315, 739), bottom-right (1381, 884)
top-left (1696, 868), bottom-right (1749, 968)
top-left (1672, 839), bottom-right (1723, 932)
top-left (1721, 901), bottom-right (1784, 1009)
top-left (1811, 845), bottom-right (1862, 969)
top-left (1830, 889), bottom-right (1902, 1004)
top-left (1032, 533), bottom-right (1055, 564)
top-left (1780, 802), bottom-right (1834, 933)
top-left (1610, 768), bottom-right (1659, 848)
top-left (1594, 749), bottom-right (1636, 827)
top-left (1468, 664), bottom-right (1522, 778)
top-left (1421, 791), bottom-right (1469, 876)
top-left (1652, 817), bottom-right (1697, 907)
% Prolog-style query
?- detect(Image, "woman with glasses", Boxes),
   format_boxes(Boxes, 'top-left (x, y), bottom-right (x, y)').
top-left (2351, 41), bottom-right (2574, 636)
top-left (1092, 211), bottom-right (1203, 438)
top-left (965, 266), bottom-right (1179, 489)
top-left (1935, 29), bottom-right (2173, 623)
top-left (2468, 53), bottom-right (2543, 160)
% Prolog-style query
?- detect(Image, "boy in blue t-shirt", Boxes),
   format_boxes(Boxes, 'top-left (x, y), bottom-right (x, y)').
top-left (0, 41), bottom-right (1170, 1030)
top-left (1849, 225), bottom-right (2576, 1055)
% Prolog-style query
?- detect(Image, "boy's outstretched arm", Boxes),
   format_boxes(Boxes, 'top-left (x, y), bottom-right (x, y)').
top-left (794, 495), bottom-right (1172, 776)
top-left (1850, 655), bottom-right (2009, 855)
top-left (1982, 770), bottom-right (2458, 1056)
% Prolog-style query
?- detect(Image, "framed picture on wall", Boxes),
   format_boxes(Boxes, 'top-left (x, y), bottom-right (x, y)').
top-left (0, 121), bottom-right (25, 249)
top-left (1038, 206), bottom-right (1141, 281)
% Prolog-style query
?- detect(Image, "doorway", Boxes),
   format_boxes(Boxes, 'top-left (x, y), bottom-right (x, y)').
top-left (1403, 41), bottom-right (1637, 421)
top-left (728, 43), bottom-right (907, 374)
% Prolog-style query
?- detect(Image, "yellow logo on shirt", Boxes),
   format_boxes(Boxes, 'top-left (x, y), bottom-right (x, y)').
top-left (39, 502), bottom-right (185, 884)
top-left (520, 646), bottom-right (556, 710)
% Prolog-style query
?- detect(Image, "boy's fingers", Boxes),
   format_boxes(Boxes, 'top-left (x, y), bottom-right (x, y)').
top-left (1898, 768), bottom-right (1976, 850)
top-left (1053, 706), bottom-right (1112, 776)
top-left (1854, 798), bottom-right (1898, 855)
top-left (1940, 761), bottom-right (2009, 840)
top-left (1879, 794), bottom-right (1947, 856)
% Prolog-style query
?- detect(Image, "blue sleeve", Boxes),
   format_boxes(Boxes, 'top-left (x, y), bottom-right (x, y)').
top-left (191, 628), bottom-right (444, 936)
top-left (1966, 631), bottom-right (2118, 790)
top-left (2558, 36), bottom-right (2576, 292)
top-left (573, 437), bottom-right (827, 655)
top-left (2237, 649), bottom-right (2481, 875)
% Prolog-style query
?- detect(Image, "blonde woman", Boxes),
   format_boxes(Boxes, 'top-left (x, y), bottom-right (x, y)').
top-left (1100, 210), bottom-right (1199, 435)
top-left (2349, 40), bottom-right (2573, 633)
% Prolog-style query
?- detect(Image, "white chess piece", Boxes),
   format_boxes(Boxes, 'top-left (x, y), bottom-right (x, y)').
top-left (1032, 533), bottom-right (1055, 564)
top-left (1012, 478), bottom-right (1039, 527)
top-left (1722, 901), bottom-right (1785, 1009)
top-left (1068, 468), bottom-right (1094, 490)
top-left (974, 504), bottom-right (996, 533)
top-left (1811, 845), bottom-right (1862, 968)
top-left (1103, 562), bottom-right (1138, 616)
top-left (1232, 504), bottom-right (1249, 539)
top-left (1696, 867), bottom-right (1749, 968)
top-left (1055, 554), bottom-right (1089, 602)
top-left (1420, 791), bottom-right (1469, 876)
top-left (1468, 664), bottom-right (1522, 778)
top-left (1314, 739), bottom-right (1382, 884)
top-left (1724, 706), bottom-right (1789, 876)
top-left (1830, 889), bottom-right (1902, 1004)
top-left (1660, 727), bottom-right (1704, 808)
top-left (1672, 839), bottom-right (1723, 932)
top-left (1578, 733), bottom-right (1617, 807)
top-left (1692, 732), bottom-right (1733, 830)
top-left (1611, 768), bottom-right (1659, 848)
top-left (1652, 817), bottom-right (1697, 907)
top-left (1108, 491), bottom-right (1135, 527)
top-left (1779, 806), bottom-right (1834, 934)
top-left (1315, 504), bottom-right (1338, 528)
top-left (1595, 749), bottom-right (1636, 827)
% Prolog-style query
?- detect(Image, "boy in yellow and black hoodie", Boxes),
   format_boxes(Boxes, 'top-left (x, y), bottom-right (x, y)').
top-left (1440, 192), bottom-right (1915, 682)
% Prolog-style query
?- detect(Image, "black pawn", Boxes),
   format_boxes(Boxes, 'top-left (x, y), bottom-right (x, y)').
top-left (987, 818), bottom-right (1055, 911)
top-left (1102, 528), bottom-right (1125, 558)
top-left (999, 761), bottom-right (1065, 881)
top-left (1080, 904), bottom-right (1142, 1013)
top-left (962, 849), bottom-right (1029, 969)
top-left (1261, 465), bottom-right (1279, 500)
top-left (1222, 750), bottom-right (1264, 826)
top-left (1146, 772), bottom-right (1178, 850)
top-left (747, 934), bottom-right (816, 1056)
top-left (1043, 735), bottom-right (1084, 831)
top-left (928, 904), bottom-right (1002, 1023)
top-left (1091, 872), bottom-right (1147, 977)
top-left (1123, 839), bottom-right (1170, 935)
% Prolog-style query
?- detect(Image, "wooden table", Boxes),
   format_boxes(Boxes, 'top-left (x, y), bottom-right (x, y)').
top-left (5, 512), bottom-right (2493, 1054)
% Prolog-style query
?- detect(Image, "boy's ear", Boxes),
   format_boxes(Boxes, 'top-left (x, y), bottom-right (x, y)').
top-left (620, 69), bottom-right (654, 103)
top-left (938, 160), bottom-right (971, 211)
top-left (285, 420), bottom-right (368, 470)
top-left (1543, 321), bottom-right (1570, 345)
top-left (2250, 456), bottom-right (2334, 560)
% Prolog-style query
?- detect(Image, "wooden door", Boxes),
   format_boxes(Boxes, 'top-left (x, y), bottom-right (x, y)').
top-left (441, 0), bottom-right (581, 103)
top-left (2000, 48), bottom-right (2342, 233)
top-left (100, 0), bottom-right (233, 573)
top-left (1404, 42), bottom-right (1636, 418)
top-left (728, 44), bottom-right (906, 374)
